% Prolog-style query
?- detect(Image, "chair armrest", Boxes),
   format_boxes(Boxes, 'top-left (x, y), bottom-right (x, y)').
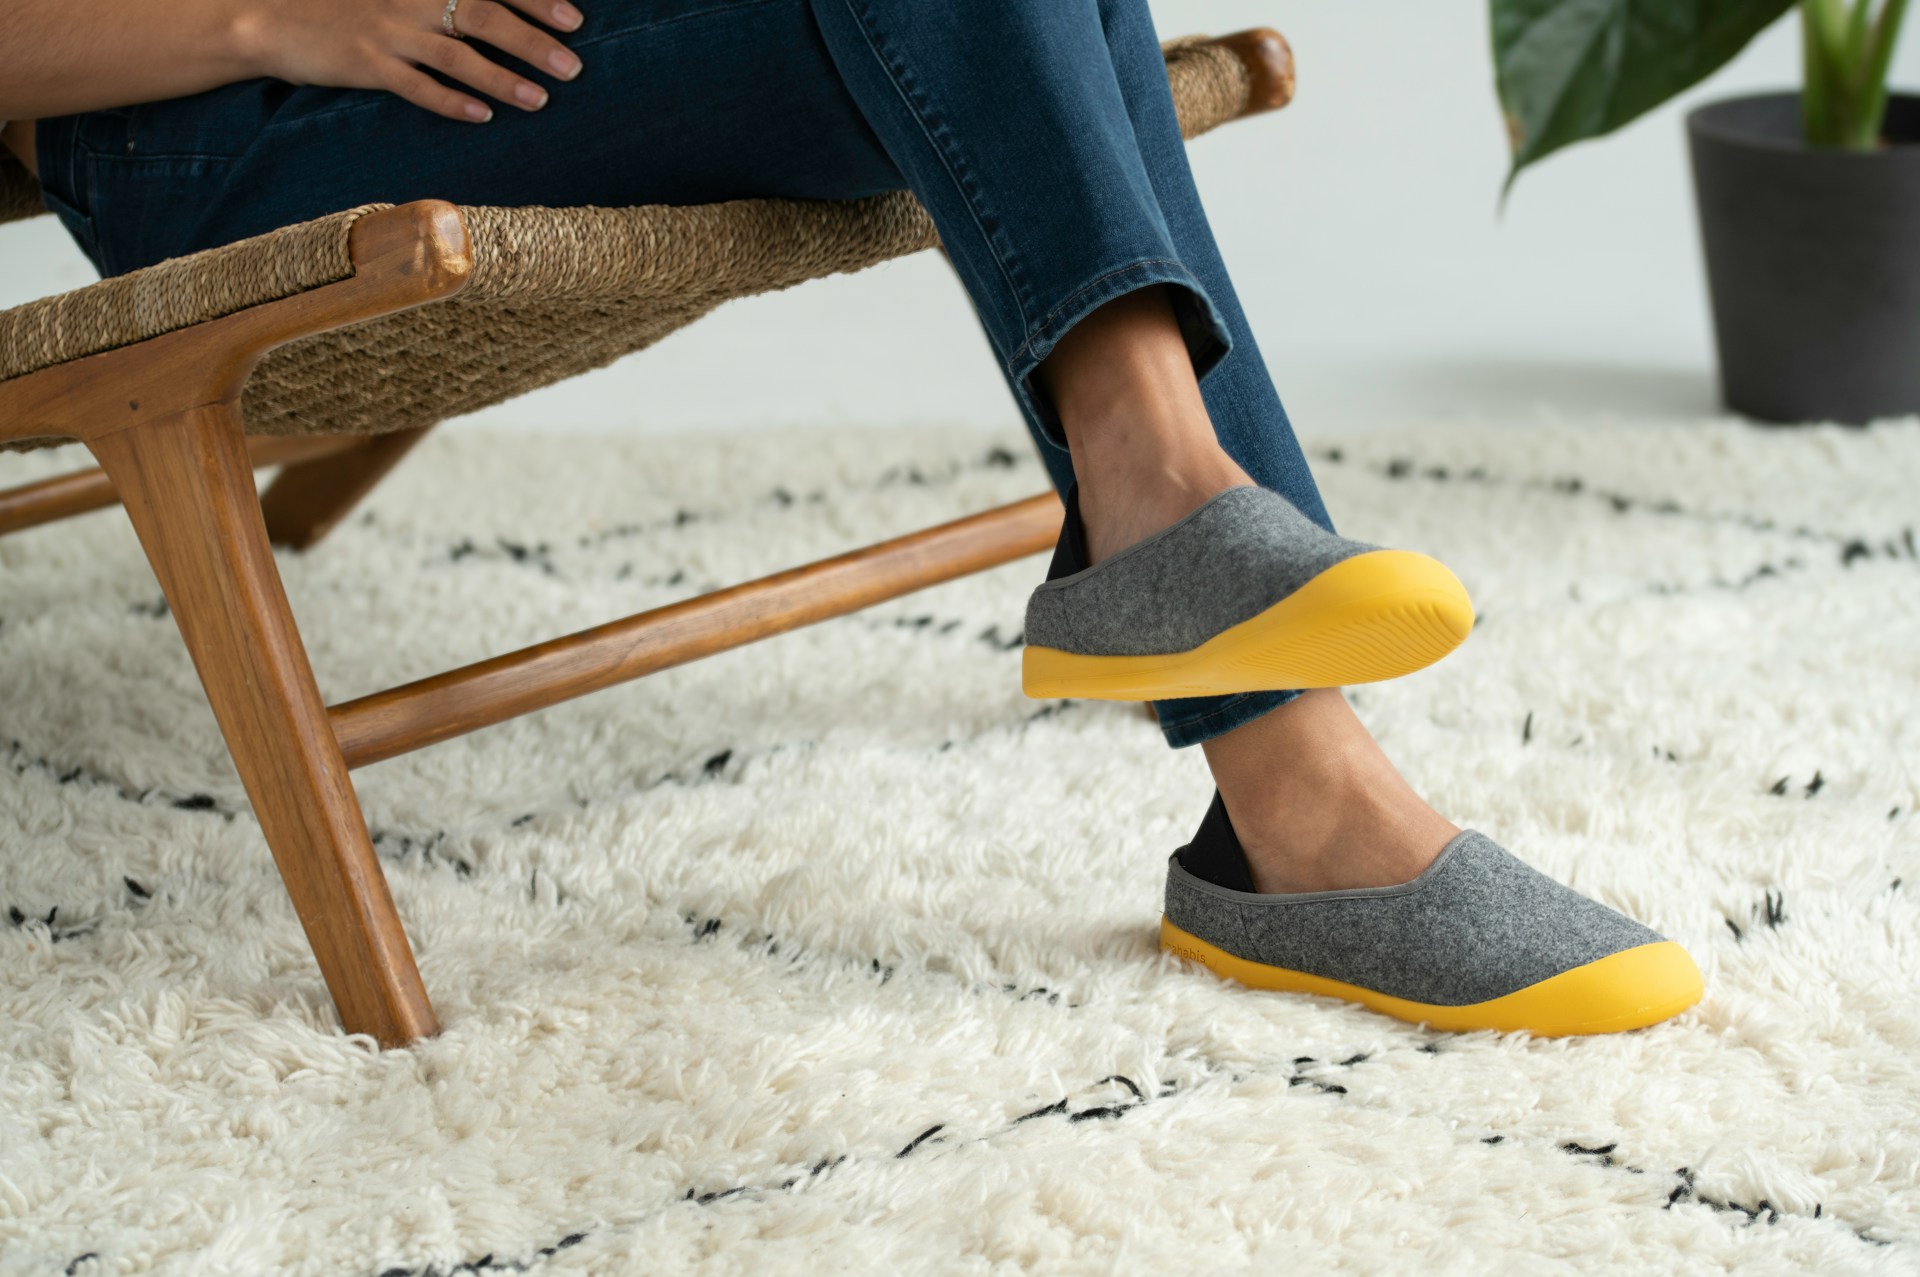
top-left (0, 201), bottom-right (471, 448)
top-left (1163, 28), bottom-right (1296, 140)
top-left (1220, 28), bottom-right (1296, 115)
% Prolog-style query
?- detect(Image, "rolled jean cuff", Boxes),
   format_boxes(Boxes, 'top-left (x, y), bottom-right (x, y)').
top-left (1154, 686), bottom-right (1303, 749)
top-left (1007, 256), bottom-right (1233, 451)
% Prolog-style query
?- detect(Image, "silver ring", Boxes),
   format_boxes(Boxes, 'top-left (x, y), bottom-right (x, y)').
top-left (441, 0), bottom-right (465, 38)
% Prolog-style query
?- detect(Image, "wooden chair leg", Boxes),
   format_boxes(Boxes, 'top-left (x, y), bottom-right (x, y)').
top-left (260, 425), bottom-right (437, 550)
top-left (86, 400), bottom-right (439, 1049)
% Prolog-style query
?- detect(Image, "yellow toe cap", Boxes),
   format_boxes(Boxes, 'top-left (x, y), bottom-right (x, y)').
top-left (1161, 917), bottom-right (1703, 1037)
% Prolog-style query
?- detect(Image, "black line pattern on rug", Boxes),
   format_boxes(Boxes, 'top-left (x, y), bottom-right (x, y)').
top-left (0, 698), bottom-right (1081, 945)
top-left (336, 471), bottom-right (1920, 600)
top-left (24, 568), bottom-right (1907, 940)
top-left (40, 441), bottom-right (1040, 620)
top-left (676, 901), bottom-right (1079, 1010)
top-left (1515, 698), bottom-right (1912, 946)
top-left (1723, 890), bottom-right (1789, 943)
top-left (334, 1054), bottom-right (1389, 1277)
top-left (335, 529), bottom-right (1908, 626)
top-left (1516, 707), bottom-right (1916, 817)
top-left (1534, 1140), bottom-right (1894, 1247)
top-left (44, 434), bottom-right (1920, 630)
top-left (324, 1030), bottom-right (1902, 1277)
top-left (3, 683), bottom-right (1904, 1083)
top-left (123, 564), bottom-right (1034, 657)
top-left (1166, 1051), bottom-right (1897, 1250)
top-left (1532, 757), bottom-right (1906, 939)
top-left (348, 442), bottom-right (1036, 574)
top-left (1309, 443), bottom-right (1920, 569)
top-left (203, 502), bottom-right (1912, 651)
top-left (8, 692), bottom-right (1913, 990)
top-left (1148, 1047), bottom-right (1904, 1252)
top-left (364, 437), bottom-right (1911, 584)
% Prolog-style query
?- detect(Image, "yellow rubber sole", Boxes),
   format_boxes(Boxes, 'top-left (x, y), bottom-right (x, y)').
top-left (1023, 549), bottom-right (1475, 702)
top-left (1159, 917), bottom-right (1704, 1037)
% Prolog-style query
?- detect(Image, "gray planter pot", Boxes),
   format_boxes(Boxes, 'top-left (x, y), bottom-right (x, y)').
top-left (1688, 91), bottom-right (1920, 424)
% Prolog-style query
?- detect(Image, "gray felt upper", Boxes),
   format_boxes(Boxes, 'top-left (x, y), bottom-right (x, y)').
top-left (1023, 485), bottom-right (1377, 657)
top-left (1163, 831), bottom-right (1665, 1006)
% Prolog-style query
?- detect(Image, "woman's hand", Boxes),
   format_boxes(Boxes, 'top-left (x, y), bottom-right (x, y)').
top-left (240, 0), bottom-right (586, 123)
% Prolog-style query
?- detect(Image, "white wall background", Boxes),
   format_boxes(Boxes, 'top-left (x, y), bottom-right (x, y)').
top-left (4, 1), bottom-right (1916, 437)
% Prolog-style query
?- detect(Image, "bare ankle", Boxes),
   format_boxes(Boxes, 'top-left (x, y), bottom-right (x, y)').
top-left (1074, 446), bottom-right (1252, 564)
top-left (1201, 689), bottom-right (1460, 894)
top-left (1230, 782), bottom-right (1453, 894)
top-left (1034, 285), bottom-right (1256, 564)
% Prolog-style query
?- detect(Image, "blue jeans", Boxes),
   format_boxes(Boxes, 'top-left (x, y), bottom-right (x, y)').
top-left (34, 0), bottom-right (1334, 748)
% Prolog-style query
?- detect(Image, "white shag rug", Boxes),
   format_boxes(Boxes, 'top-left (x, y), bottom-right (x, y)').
top-left (1, 414), bottom-right (1917, 1277)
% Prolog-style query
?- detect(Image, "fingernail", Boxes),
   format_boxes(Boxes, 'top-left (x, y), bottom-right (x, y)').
top-left (550, 48), bottom-right (582, 78)
top-left (516, 82), bottom-right (548, 108)
top-left (466, 102), bottom-right (493, 122)
top-left (553, 2), bottom-right (582, 28)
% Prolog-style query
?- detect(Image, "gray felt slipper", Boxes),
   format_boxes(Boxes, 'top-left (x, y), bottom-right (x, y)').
top-left (1023, 482), bottom-right (1474, 701)
top-left (1159, 791), bottom-right (1704, 1036)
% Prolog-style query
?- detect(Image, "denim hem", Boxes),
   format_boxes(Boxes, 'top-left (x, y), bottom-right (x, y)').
top-left (1006, 255), bottom-right (1233, 450)
top-left (1155, 686), bottom-right (1303, 749)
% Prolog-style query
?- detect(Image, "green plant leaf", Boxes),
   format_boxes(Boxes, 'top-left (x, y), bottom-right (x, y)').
top-left (1493, 0), bottom-right (1797, 184)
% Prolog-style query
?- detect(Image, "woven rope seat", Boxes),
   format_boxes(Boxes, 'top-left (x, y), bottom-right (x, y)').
top-left (0, 35), bottom-right (1271, 455)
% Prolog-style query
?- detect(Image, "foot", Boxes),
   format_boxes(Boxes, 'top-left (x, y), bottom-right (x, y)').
top-left (1201, 687), bottom-right (1459, 894)
top-left (1023, 455), bottom-right (1475, 705)
top-left (1159, 809), bottom-right (1705, 1036)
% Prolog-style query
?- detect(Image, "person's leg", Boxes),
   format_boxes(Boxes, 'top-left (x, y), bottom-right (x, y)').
top-left (1073, 0), bottom-right (1462, 893)
top-left (804, 0), bottom-right (1459, 891)
top-left (801, 0), bottom-right (1339, 740)
top-left (1038, 292), bottom-right (1459, 893)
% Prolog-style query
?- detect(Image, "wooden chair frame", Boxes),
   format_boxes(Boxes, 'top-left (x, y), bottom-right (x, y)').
top-left (0, 29), bottom-right (1294, 1049)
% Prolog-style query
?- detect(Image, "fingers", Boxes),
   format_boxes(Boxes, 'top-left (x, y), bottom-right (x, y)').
top-left (409, 29), bottom-right (549, 116)
top-left (384, 60), bottom-right (498, 123)
top-left (381, 0), bottom-right (584, 124)
top-left (451, 0), bottom-right (584, 82)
